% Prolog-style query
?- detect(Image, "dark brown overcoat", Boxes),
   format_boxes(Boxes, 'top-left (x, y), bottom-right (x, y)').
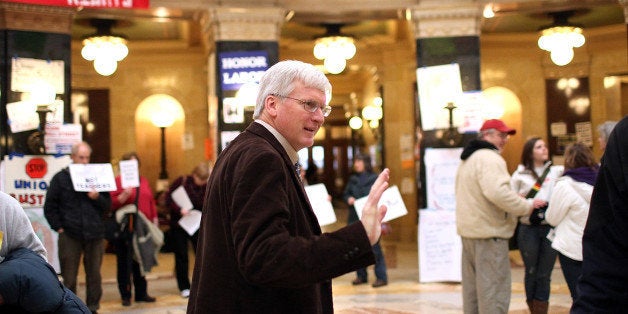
top-left (187, 122), bottom-right (375, 313)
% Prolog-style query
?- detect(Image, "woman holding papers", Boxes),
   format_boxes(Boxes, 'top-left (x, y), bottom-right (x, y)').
top-left (110, 152), bottom-right (158, 306)
top-left (343, 154), bottom-right (388, 288)
top-left (165, 162), bottom-right (210, 298)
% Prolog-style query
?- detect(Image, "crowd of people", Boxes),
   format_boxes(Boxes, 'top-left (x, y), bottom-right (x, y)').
top-left (455, 117), bottom-right (621, 314)
top-left (4, 59), bottom-right (626, 313)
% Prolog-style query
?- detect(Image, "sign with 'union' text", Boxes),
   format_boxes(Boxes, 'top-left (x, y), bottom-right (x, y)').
top-left (3, 0), bottom-right (149, 9)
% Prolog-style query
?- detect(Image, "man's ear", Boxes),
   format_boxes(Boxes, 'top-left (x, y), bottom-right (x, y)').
top-left (264, 94), bottom-right (279, 117)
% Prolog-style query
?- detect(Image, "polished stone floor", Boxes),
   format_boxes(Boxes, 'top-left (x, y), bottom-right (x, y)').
top-left (75, 241), bottom-right (573, 314)
top-left (72, 205), bottom-right (572, 313)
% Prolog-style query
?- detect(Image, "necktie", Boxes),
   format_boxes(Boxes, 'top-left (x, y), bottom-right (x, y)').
top-left (295, 163), bottom-right (302, 182)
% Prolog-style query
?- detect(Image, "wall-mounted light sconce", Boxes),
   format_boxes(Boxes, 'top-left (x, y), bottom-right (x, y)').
top-left (81, 19), bottom-right (129, 76)
top-left (150, 100), bottom-right (177, 180)
top-left (538, 11), bottom-right (585, 66)
top-left (313, 24), bottom-right (356, 74)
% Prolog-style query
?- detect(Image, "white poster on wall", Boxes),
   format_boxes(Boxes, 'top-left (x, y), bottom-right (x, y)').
top-left (424, 147), bottom-right (462, 211)
top-left (418, 209), bottom-right (462, 283)
top-left (1, 155), bottom-right (72, 208)
top-left (11, 57), bottom-right (65, 94)
top-left (416, 63), bottom-right (463, 131)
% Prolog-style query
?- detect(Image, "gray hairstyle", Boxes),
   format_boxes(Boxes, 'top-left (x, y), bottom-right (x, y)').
top-left (597, 121), bottom-right (617, 142)
top-left (253, 60), bottom-right (331, 119)
top-left (71, 141), bottom-right (92, 155)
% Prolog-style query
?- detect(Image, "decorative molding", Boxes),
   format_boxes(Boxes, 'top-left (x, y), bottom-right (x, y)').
top-left (0, 2), bottom-right (75, 34)
top-left (411, 4), bottom-right (481, 38)
top-left (209, 7), bottom-right (286, 41)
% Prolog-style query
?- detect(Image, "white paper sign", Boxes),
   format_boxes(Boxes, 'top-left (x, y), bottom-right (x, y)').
top-left (304, 183), bottom-right (337, 227)
top-left (178, 209), bottom-right (202, 236)
top-left (119, 159), bottom-right (140, 188)
top-left (11, 57), bottom-right (65, 94)
top-left (6, 101), bottom-right (39, 133)
top-left (171, 185), bottom-right (194, 210)
top-left (68, 163), bottom-right (116, 192)
top-left (354, 185), bottom-right (408, 222)
top-left (416, 63), bottom-right (463, 131)
top-left (418, 210), bottom-right (462, 283)
top-left (424, 147), bottom-right (462, 211)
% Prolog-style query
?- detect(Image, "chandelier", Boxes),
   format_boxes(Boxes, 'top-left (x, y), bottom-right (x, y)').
top-left (313, 24), bottom-right (356, 74)
top-left (81, 19), bottom-right (128, 76)
top-left (537, 11), bottom-right (585, 66)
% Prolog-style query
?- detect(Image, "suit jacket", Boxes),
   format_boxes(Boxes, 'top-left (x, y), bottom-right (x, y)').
top-left (187, 122), bottom-right (375, 314)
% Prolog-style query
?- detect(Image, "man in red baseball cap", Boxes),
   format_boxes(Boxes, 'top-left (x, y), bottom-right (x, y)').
top-left (455, 118), bottom-right (543, 313)
top-left (477, 119), bottom-right (516, 153)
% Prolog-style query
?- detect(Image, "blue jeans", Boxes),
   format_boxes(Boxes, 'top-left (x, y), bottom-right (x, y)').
top-left (558, 253), bottom-right (581, 300)
top-left (356, 241), bottom-right (387, 281)
top-left (517, 224), bottom-right (557, 302)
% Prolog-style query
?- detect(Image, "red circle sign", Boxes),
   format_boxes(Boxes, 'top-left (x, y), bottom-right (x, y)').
top-left (26, 157), bottom-right (47, 179)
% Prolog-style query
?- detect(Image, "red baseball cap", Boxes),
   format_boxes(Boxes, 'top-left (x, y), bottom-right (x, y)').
top-left (480, 119), bottom-right (516, 135)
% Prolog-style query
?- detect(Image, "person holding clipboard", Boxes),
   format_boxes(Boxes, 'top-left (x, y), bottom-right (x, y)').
top-left (165, 162), bottom-right (210, 298)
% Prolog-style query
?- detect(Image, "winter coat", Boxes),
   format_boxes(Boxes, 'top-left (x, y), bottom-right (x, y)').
top-left (455, 140), bottom-right (531, 239)
top-left (545, 176), bottom-right (593, 261)
top-left (44, 168), bottom-right (111, 240)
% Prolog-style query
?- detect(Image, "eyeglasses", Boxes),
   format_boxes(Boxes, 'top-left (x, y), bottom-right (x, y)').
top-left (271, 94), bottom-right (332, 117)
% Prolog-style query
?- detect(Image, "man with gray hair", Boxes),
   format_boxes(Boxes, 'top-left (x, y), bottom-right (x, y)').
top-left (188, 60), bottom-right (390, 313)
top-left (44, 141), bottom-right (111, 313)
top-left (596, 120), bottom-right (617, 152)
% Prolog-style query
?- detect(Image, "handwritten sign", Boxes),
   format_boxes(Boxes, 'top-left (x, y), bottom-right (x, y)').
top-left (69, 163), bottom-right (116, 192)
top-left (44, 123), bottom-right (82, 155)
top-left (354, 185), bottom-right (408, 223)
top-left (418, 210), bottom-right (462, 283)
top-left (119, 159), bottom-right (140, 188)
top-left (304, 183), bottom-right (337, 227)
top-left (424, 147), bottom-right (462, 211)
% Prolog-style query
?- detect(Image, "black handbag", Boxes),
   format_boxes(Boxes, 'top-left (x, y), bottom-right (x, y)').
top-left (104, 187), bottom-right (139, 241)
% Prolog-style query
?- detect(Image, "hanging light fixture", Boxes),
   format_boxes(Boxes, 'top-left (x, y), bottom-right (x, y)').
top-left (81, 19), bottom-right (129, 76)
top-left (537, 11), bottom-right (585, 66)
top-left (313, 24), bottom-right (356, 74)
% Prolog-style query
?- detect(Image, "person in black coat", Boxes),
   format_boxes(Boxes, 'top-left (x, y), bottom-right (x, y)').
top-left (343, 154), bottom-right (388, 288)
top-left (572, 115), bottom-right (628, 312)
top-left (44, 141), bottom-right (111, 313)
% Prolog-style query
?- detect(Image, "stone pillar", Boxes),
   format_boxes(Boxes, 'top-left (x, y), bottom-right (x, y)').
top-left (410, 3), bottom-right (483, 204)
top-left (412, 3), bottom-right (482, 90)
top-left (0, 3), bottom-right (75, 157)
top-left (201, 6), bottom-right (285, 153)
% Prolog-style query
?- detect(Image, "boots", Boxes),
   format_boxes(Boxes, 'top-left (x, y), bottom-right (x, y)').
top-left (532, 300), bottom-right (548, 314)
top-left (526, 299), bottom-right (534, 313)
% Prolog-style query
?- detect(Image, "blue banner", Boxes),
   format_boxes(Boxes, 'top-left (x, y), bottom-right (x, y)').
top-left (219, 51), bottom-right (269, 91)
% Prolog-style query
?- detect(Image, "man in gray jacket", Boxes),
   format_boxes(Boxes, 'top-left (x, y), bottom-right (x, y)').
top-left (455, 119), bottom-right (542, 314)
